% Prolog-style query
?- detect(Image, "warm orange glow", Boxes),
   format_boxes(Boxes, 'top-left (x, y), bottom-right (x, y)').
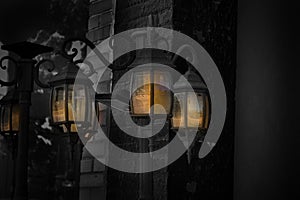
top-left (131, 71), bottom-right (151, 114)
top-left (1, 106), bottom-right (10, 132)
top-left (187, 93), bottom-right (204, 128)
top-left (172, 92), bottom-right (206, 129)
top-left (131, 71), bottom-right (171, 115)
top-left (0, 104), bottom-right (20, 132)
top-left (12, 105), bottom-right (20, 132)
top-left (154, 71), bottom-right (172, 114)
top-left (52, 86), bottom-right (66, 123)
top-left (52, 84), bottom-right (87, 128)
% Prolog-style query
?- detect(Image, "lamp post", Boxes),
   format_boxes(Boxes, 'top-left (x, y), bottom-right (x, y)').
top-left (0, 42), bottom-right (53, 200)
top-left (49, 61), bottom-right (94, 200)
top-left (0, 38), bottom-right (98, 200)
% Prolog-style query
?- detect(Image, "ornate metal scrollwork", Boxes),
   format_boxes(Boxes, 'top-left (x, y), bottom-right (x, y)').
top-left (61, 37), bottom-right (110, 66)
top-left (0, 36), bottom-right (138, 89)
top-left (0, 56), bottom-right (18, 87)
top-left (61, 36), bottom-right (136, 72)
top-left (34, 59), bottom-right (56, 88)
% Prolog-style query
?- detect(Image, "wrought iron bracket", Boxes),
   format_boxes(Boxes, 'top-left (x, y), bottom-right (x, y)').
top-left (0, 56), bottom-right (18, 87)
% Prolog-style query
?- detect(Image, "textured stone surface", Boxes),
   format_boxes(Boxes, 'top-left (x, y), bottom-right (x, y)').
top-left (87, 0), bottom-right (114, 44)
top-left (87, 25), bottom-right (112, 43)
top-left (93, 159), bottom-right (106, 172)
top-left (81, 158), bottom-right (94, 173)
top-left (89, 0), bottom-right (113, 16)
top-left (115, 0), bottom-right (173, 33)
top-left (88, 0), bottom-right (237, 199)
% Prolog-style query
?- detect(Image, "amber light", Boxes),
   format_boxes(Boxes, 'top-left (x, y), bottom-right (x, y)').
top-left (171, 69), bottom-right (210, 130)
top-left (0, 104), bottom-right (20, 134)
top-left (0, 90), bottom-right (20, 135)
top-left (131, 70), bottom-right (172, 115)
top-left (172, 92), bottom-right (209, 129)
top-left (51, 84), bottom-right (89, 133)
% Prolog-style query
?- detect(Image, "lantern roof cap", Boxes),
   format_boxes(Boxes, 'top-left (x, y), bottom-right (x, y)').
top-left (1, 41), bottom-right (53, 59)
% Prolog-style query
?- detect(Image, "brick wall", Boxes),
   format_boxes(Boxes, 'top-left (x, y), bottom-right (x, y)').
top-left (112, 0), bottom-right (236, 199)
top-left (87, 0), bottom-right (114, 44)
top-left (115, 0), bottom-right (173, 33)
top-left (88, 0), bottom-right (237, 199)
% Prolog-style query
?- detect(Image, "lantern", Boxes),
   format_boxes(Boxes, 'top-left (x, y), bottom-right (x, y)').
top-left (130, 68), bottom-right (172, 116)
top-left (0, 89), bottom-right (20, 136)
top-left (172, 69), bottom-right (210, 130)
top-left (49, 62), bottom-right (93, 134)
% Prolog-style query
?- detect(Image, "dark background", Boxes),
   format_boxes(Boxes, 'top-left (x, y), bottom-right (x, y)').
top-left (0, 0), bottom-right (299, 199)
top-left (235, 0), bottom-right (300, 199)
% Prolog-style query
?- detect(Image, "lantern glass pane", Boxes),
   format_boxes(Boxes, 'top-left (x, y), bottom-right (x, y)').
top-left (52, 86), bottom-right (66, 123)
top-left (132, 71), bottom-right (151, 115)
top-left (3, 105), bottom-right (11, 132)
top-left (172, 93), bottom-right (186, 128)
top-left (131, 70), bottom-right (171, 115)
top-left (187, 92), bottom-right (204, 128)
top-left (68, 84), bottom-right (86, 122)
top-left (12, 104), bottom-right (20, 132)
top-left (153, 71), bottom-right (172, 114)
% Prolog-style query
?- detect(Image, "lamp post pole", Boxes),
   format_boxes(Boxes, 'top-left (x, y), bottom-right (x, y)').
top-left (15, 58), bottom-right (35, 200)
top-left (1, 42), bottom-right (53, 200)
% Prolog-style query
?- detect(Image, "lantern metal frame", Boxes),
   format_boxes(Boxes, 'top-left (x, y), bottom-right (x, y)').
top-left (129, 67), bottom-right (174, 117)
top-left (0, 41), bottom-right (54, 200)
top-left (48, 62), bottom-right (94, 136)
top-left (46, 36), bottom-right (135, 136)
top-left (127, 49), bottom-right (175, 118)
top-left (0, 38), bottom-right (105, 200)
top-left (0, 89), bottom-right (19, 200)
top-left (0, 89), bottom-right (20, 137)
top-left (171, 67), bottom-right (211, 131)
top-left (36, 38), bottom-right (101, 200)
top-left (0, 88), bottom-right (20, 163)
